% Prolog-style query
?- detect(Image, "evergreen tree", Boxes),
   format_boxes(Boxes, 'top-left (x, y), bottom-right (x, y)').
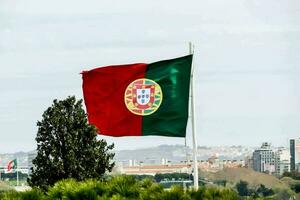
top-left (28, 96), bottom-right (114, 190)
top-left (236, 180), bottom-right (249, 196)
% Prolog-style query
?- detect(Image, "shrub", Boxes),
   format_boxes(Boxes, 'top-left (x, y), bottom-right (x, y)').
top-left (160, 185), bottom-right (191, 200)
top-left (107, 175), bottom-right (139, 198)
top-left (46, 179), bottom-right (106, 200)
top-left (291, 183), bottom-right (300, 193)
top-left (20, 189), bottom-right (45, 200)
top-left (236, 180), bottom-right (249, 196)
top-left (0, 190), bottom-right (22, 200)
top-left (0, 176), bottom-right (241, 200)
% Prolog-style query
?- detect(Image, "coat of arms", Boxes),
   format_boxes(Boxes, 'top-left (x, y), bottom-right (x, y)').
top-left (124, 78), bottom-right (162, 116)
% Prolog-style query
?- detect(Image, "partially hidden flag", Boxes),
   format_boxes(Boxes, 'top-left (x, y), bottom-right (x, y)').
top-left (7, 159), bottom-right (17, 172)
top-left (82, 55), bottom-right (193, 137)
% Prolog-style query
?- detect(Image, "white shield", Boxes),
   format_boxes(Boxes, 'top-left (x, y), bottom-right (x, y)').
top-left (136, 88), bottom-right (151, 105)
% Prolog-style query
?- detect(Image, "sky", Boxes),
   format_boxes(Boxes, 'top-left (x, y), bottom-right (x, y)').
top-left (0, 0), bottom-right (299, 153)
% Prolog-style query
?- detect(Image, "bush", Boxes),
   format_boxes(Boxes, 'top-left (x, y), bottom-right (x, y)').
top-left (107, 175), bottom-right (140, 198)
top-left (291, 183), bottom-right (300, 193)
top-left (0, 189), bottom-right (45, 200)
top-left (256, 184), bottom-right (274, 197)
top-left (282, 171), bottom-right (300, 180)
top-left (187, 187), bottom-right (238, 200)
top-left (21, 189), bottom-right (45, 200)
top-left (0, 190), bottom-right (21, 200)
top-left (47, 179), bottom-right (105, 200)
top-left (154, 173), bottom-right (190, 182)
top-left (0, 175), bottom-right (241, 200)
top-left (236, 180), bottom-right (249, 196)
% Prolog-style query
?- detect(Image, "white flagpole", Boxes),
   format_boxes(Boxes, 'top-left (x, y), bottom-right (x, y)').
top-left (16, 159), bottom-right (19, 186)
top-left (189, 42), bottom-right (199, 190)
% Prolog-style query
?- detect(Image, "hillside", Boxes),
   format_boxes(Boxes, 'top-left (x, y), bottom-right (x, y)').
top-left (281, 177), bottom-right (300, 186)
top-left (0, 181), bottom-right (11, 191)
top-left (200, 168), bottom-right (289, 189)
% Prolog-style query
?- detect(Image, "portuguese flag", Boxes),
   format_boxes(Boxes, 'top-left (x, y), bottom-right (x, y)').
top-left (82, 55), bottom-right (192, 137)
top-left (7, 159), bottom-right (17, 172)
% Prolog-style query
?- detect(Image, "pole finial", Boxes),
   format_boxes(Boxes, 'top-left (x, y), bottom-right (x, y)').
top-left (189, 42), bottom-right (194, 55)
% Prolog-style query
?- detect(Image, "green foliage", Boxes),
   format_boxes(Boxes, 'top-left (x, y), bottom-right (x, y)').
top-left (273, 188), bottom-right (295, 200)
top-left (47, 179), bottom-right (103, 200)
top-left (0, 190), bottom-right (21, 200)
top-left (27, 96), bottom-right (115, 190)
top-left (188, 187), bottom-right (238, 200)
top-left (236, 180), bottom-right (249, 196)
top-left (160, 185), bottom-right (191, 200)
top-left (154, 173), bottom-right (191, 182)
top-left (0, 172), bottom-right (28, 180)
top-left (0, 182), bottom-right (12, 191)
top-left (0, 175), bottom-right (241, 200)
top-left (214, 179), bottom-right (227, 187)
top-left (0, 189), bottom-right (45, 200)
top-left (139, 178), bottom-right (164, 200)
top-left (282, 170), bottom-right (300, 180)
top-left (107, 175), bottom-right (140, 198)
top-left (20, 189), bottom-right (45, 200)
top-left (129, 174), bottom-right (154, 181)
top-left (256, 184), bottom-right (274, 197)
top-left (236, 181), bottom-right (274, 198)
top-left (291, 183), bottom-right (300, 193)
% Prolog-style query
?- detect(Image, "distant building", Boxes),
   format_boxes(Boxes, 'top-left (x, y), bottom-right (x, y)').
top-left (161, 158), bottom-right (169, 165)
top-left (274, 147), bottom-right (290, 177)
top-left (290, 139), bottom-right (300, 172)
top-left (122, 164), bottom-right (192, 175)
top-left (244, 155), bottom-right (253, 169)
top-left (253, 142), bottom-right (275, 174)
top-left (129, 159), bottom-right (138, 167)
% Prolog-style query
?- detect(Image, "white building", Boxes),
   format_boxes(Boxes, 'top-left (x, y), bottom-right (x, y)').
top-left (274, 147), bottom-right (290, 177)
top-left (253, 142), bottom-right (275, 174)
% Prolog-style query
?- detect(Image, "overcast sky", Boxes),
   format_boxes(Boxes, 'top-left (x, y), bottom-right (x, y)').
top-left (0, 0), bottom-right (299, 153)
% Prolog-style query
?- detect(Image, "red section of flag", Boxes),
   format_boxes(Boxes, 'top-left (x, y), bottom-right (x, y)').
top-left (82, 63), bottom-right (147, 136)
top-left (7, 160), bottom-right (13, 172)
top-left (7, 159), bottom-right (16, 172)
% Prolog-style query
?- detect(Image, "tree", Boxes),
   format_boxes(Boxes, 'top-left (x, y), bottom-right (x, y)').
top-left (154, 173), bottom-right (190, 182)
top-left (291, 183), bottom-right (300, 193)
top-left (28, 96), bottom-right (115, 190)
top-left (282, 170), bottom-right (300, 180)
top-left (236, 180), bottom-right (249, 196)
top-left (256, 184), bottom-right (274, 197)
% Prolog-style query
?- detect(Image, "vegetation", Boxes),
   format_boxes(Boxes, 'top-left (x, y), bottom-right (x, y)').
top-left (154, 173), bottom-right (191, 182)
top-left (0, 181), bottom-right (11, 191)
top-left (291, 183), bottom-right (300, 193)
top-left (201, 168), bottom-right (287, 189)
top-left (282, 170), bottom-right (300, 180)
top-left (236, 180), bottom-right (249, 196)
top-left (1, 174), bottom-right (298, 199)
top-left (27, 96), bottom-right (115, 190)
top-left (236, 181), bottom-right (274, 198)
top-left (0, 176), bottom-right (239, 200)
top-left (0, 172), bottom-right (28, 180)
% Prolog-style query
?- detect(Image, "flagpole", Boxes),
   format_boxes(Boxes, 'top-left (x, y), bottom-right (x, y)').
top-left (189, 42), bottom-right (199, 190)
top-left (16, 158), bottom-right (19, 186)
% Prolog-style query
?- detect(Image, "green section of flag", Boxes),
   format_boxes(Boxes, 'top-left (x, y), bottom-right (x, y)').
top-left (12, 159), bottom-right (17, 169)
top-left (142, 55), bottom-right (193, 137)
